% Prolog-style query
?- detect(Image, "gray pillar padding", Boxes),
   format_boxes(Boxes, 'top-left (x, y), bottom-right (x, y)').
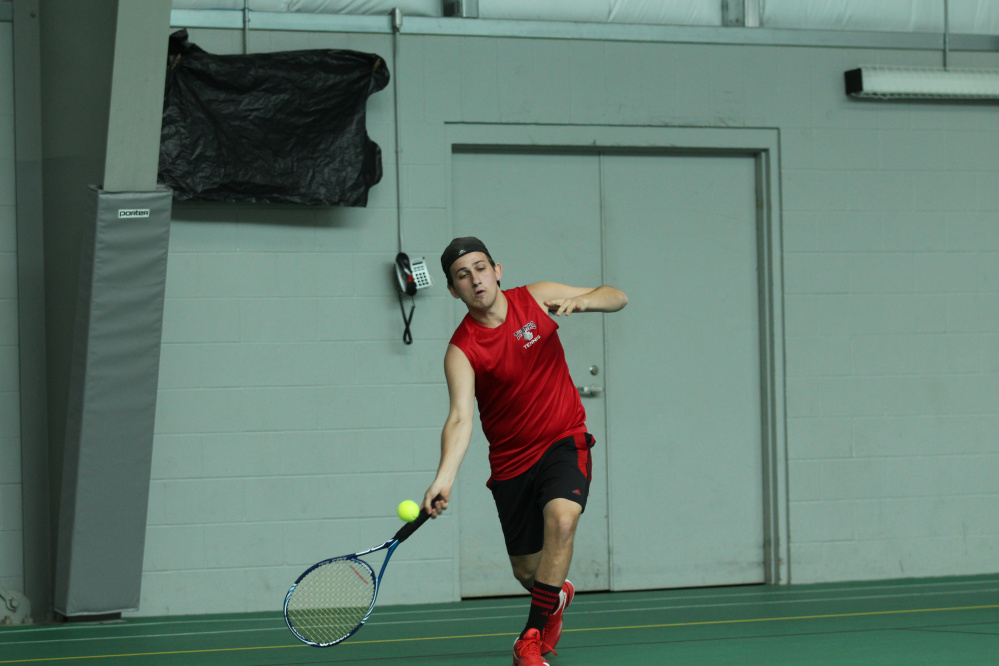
top-left (54, 187), bottom-right (172, 617)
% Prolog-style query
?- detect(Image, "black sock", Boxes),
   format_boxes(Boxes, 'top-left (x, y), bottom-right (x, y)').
top-left (521, 581), bottom-right (561, 638)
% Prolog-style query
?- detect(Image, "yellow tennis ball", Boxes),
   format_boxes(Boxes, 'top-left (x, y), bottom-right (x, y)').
top-left (397, 500), bottom-right (420, 522)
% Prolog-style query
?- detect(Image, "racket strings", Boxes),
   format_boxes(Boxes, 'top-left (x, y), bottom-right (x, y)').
top-left (286, 557), bottom-right (377, 646)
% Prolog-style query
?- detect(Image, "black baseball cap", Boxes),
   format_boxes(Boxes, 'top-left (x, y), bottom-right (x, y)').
top-left (440, 237), bottom-right (492, 282)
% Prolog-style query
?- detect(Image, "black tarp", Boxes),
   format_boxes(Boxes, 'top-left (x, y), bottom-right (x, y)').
top-left (158, 30), bottom-right (388, 206)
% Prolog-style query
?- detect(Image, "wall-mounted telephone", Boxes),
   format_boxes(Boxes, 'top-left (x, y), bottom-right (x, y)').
top-left (395, 253), bottom-right (432, 296)
top-left (394, 253), bottom-right (432, 344)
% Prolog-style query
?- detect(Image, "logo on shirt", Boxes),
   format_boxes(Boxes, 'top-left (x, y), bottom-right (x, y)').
top-left (515, 321), bottom-right (541, 348)
top-left (515, 321), bottom-right (537, 341)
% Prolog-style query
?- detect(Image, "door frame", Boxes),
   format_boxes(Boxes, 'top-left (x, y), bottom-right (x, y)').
top-left (444, 123), bottom-right (789, 586)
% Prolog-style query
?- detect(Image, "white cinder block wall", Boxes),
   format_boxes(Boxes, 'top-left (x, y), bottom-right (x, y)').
top-left (0, 21), bottom-right (24, 595)
top-left (781, 50), bottom-right (999, 581)
top-left (130, 25), bottom-right (999, 616)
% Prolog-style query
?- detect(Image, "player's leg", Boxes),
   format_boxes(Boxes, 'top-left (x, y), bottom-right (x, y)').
top-left (513, 434), bottom-right (592, 661)
top-left (533, 498), bottom-right (581, 584)
top-left (510, 547), bottom-right (561, 665)
top-left (509, 499), bottom-right (580, 647)
top-left (491, 466), bottom-right (545, 590)
top-left (520, 499), bottom-right (579, 657)
top-left (492, 471), bottom-right (552, 664)
top-left (506, 434), bottom-right (594, 664)
top-left (509, 498), bottom-right (582, 589)
top-left (531, 434), bottom-right (592, 653)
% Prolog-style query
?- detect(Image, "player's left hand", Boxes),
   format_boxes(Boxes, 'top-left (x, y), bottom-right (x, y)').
top-left (544, 297), bottom-right (586, 316)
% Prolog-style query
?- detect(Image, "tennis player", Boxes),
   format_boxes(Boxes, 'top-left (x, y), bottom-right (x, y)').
top-left (422, 237), bottom-right (628, 665)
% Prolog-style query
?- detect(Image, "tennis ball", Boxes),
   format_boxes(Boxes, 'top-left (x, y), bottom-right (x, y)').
top-left (397, 500), bottom-right (420, 523)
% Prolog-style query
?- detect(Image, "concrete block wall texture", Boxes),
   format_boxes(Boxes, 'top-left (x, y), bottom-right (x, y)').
top-left (781, 46), bottom-right (999, 581)
top-left (0, 22), bottom-right (24, 595)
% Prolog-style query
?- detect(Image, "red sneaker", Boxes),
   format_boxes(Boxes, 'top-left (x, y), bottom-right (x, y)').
top-left (513, 628), bottom-right (555, 666)
top-left (541, 580), bottom-right (574, 655)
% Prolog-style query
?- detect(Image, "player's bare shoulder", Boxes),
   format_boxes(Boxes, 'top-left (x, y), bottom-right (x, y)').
top-left (443, 344), bottom-right (475, 394)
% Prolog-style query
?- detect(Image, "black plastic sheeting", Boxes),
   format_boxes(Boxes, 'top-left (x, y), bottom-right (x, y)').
top-left (159, 30), bottom-right (388, 206)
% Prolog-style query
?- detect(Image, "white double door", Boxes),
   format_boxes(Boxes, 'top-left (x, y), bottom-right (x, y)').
top-left (453, 149), bottom-right (765, 594)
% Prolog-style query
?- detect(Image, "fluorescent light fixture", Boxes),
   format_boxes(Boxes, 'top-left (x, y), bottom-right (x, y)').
top-left (845, 66), bottom-right (999, 100)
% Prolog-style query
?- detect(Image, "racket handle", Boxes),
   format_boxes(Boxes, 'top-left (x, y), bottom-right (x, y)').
top-left (394, 494), bottom-right (443, 543)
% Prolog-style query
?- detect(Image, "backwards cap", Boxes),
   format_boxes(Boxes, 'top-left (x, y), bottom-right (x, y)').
top-left (440, 237), bottom-right (491, 280)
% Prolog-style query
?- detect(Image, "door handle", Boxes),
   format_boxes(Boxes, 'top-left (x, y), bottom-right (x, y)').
top-left (577, 385), bottom-right (604, 397)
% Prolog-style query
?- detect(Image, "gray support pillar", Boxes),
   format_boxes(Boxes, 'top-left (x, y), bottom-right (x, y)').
top-left (38, 1), bottom-right (120, 619)
top-left (12, 0), bottom-right (54, 622)
top-left (104, 0), bottom-right (171, 192)
top-left (37, 0), bottom-right (173, 618)
top-left (54, 187), bottom-right (172, 617)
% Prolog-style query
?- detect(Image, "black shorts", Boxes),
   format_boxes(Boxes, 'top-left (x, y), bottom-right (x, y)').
top-left (490, 432), bottom-right (595, 557)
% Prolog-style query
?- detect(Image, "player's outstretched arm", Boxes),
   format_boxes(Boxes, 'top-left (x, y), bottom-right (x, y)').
top-left (423, 344), bottom-right (475, 517)
top-left (527, 282), bottom-right (628, 316)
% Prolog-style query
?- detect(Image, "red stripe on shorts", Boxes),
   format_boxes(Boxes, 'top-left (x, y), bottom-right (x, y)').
top-left (574, 432), bottom-right (593, 481)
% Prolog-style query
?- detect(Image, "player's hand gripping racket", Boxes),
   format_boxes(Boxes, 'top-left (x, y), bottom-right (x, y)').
top-left (283, 495), bottom-right (442, 647)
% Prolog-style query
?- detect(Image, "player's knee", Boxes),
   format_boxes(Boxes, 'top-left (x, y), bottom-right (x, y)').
top-left (510, 561), bottom-right (536, 587)
top-left (545, 511), bottom-right (578, 544)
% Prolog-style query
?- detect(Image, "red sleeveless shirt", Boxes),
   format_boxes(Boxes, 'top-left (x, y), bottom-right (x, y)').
top-left (449, 286), bottom-right (587, 483)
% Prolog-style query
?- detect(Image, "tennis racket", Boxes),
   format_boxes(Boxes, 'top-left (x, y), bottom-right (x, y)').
top-left (283, 495), bottom-right (442, 647)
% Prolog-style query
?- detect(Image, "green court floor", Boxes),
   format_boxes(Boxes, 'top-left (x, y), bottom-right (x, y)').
top-left (2, 576), bottom-right (997, 665)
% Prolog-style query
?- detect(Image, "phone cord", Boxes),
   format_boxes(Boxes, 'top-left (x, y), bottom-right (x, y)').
top-left (398, 292), bottom-right (415, 345)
